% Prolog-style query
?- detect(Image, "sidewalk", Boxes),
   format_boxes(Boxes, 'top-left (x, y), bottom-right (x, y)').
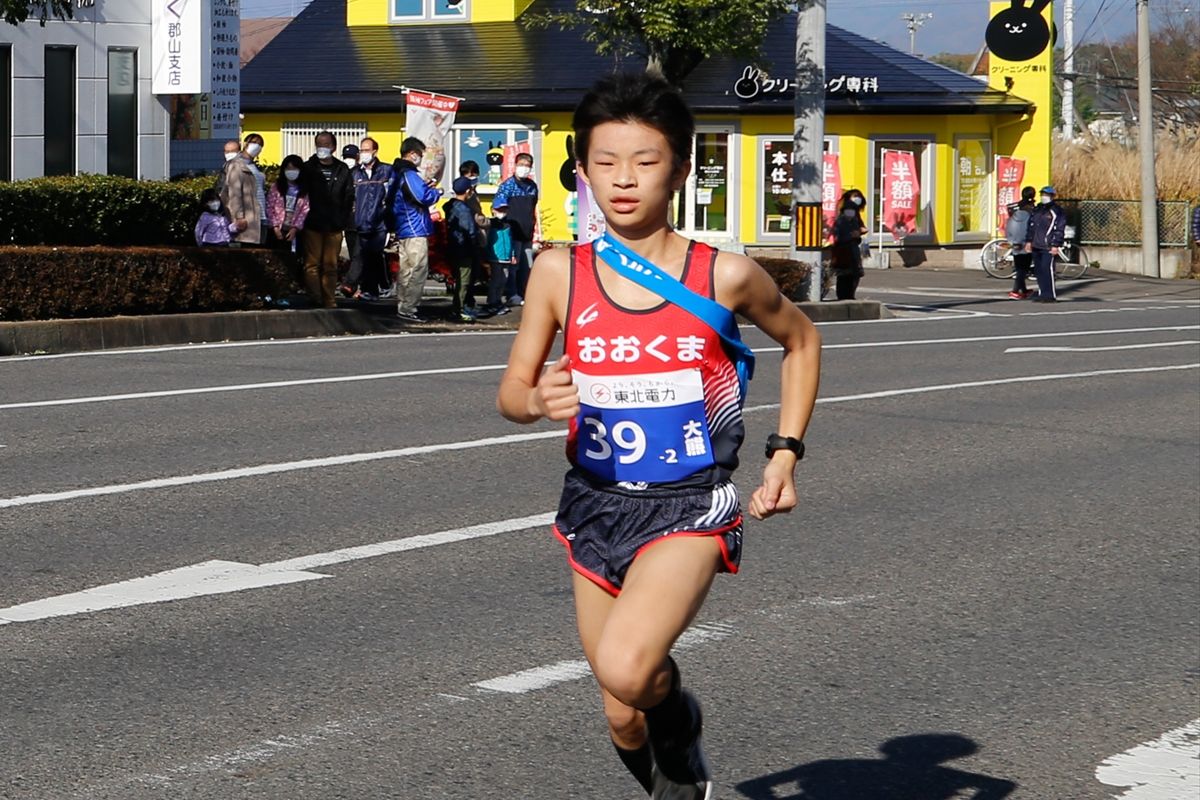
top-left (0, 279), bottom-right (887, 356)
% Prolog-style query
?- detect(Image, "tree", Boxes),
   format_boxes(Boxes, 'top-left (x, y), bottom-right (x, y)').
top-left (522, 0), bottom-right (794, 88)
top-left (3, 0), bottom-right (73, 26)
top-left (928, 52), bottom-right (974, 74)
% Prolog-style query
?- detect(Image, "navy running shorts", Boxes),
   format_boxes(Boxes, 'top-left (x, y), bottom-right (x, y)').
top-left (552, 468), bottom-right (743, 596)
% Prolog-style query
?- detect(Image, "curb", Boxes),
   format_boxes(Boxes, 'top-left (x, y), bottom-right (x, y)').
top-left (0, 300), bottom-right (888, 357)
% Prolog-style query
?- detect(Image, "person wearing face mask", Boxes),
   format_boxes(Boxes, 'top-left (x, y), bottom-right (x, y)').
top-left (481, 197), bottom-right (516, 317)
top-left (459, 160), bottom-right (489, 309)
top-left (194, 188), bottom-right (239, 246)
top-left (339, 137), bottom-right (395, 300)
top-left (218, 133), bottom-right (265, 245)
top-left (266, 154), bottom-right (310, 254)
top-left (1023, 185), bottom-right (1067, 303)
top-left (212, 140), bottom-right (242, 196)
top-left (300, 130), bottom-right (356, 309)
top-left (492, 151), bottom-right (539, 306)
top-left (1005, 186), bottom-right (1037, 299)
top-left (831, 189), bottom-right (869, 300)
top-left (387, 136), bottom-right (443, 322)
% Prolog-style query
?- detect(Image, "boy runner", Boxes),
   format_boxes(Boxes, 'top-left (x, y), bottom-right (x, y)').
top-left (497, 73), bottom-right (821, 799)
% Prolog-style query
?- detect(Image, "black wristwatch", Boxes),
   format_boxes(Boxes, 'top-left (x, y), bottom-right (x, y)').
top-left (765, 434), bottom-right (805, 460)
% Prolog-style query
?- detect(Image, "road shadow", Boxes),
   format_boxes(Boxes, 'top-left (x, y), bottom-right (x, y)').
top-left (735, 733), bottom-right (1018, 800)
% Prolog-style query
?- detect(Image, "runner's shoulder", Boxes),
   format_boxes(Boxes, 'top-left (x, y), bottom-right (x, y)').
top-left (711, 249), bottom-right (765, 298)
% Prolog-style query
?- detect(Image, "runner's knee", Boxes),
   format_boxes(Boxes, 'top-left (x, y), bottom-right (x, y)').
top-left (593, 638), bottom-right (666, 707)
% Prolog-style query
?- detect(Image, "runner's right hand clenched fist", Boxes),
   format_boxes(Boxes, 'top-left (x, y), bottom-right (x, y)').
top-left (530, 355), bottom-right (580, 421)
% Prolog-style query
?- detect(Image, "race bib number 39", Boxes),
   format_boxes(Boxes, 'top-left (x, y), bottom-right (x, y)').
top-left (573, 368), bottom-right (714, 483)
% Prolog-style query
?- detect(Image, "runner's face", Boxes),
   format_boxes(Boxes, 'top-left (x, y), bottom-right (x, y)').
top-left (580, 121), bottom-right (689, 228)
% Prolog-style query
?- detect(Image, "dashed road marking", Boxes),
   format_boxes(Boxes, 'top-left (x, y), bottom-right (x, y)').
top-left (1096, 719), bottom-right (1200, 799)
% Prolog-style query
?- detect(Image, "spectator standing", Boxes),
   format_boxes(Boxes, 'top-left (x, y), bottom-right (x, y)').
top-left (493, 151), bottom-right (538, 305)
top-left (195, 188), bottom-right (238, 246)
top-left (443, 177), bottom-right (479, 322)
top-left (218, 133), bottom-right (264, 245)
top-left (459, 160), bottom-right (488, 308)
top-left (1024, 185), bottom-right (1066, 303)
top-left (1005, 186), bottom-right (1037, 299)
top-left (482, 197), bottom-right (515, 317)
top-left (301, 131), bottom-right (355, 309)
top-left (388, 136), bottom-right (443, 322)
top-left (213, 139), bottom-right (242, 195)
top-left (831, 188), bottom-right (868, 300)
top-left (341, 138), bottom-right (394, 299)
top-left (340, 143), bottom-right (362, 295)
top-left (266, 154), bottom-right (310, 251)
top-left (242, 133), bottom-right (269, 244)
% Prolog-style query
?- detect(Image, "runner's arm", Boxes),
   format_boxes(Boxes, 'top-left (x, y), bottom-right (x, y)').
top-left (497, 248), bottom-right (577, 424)
top-left (719, 255), bottom-right (822, 519)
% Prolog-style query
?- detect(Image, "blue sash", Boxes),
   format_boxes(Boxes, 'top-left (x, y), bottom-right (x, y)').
top-left (592, 234), bottom-right (755, 402)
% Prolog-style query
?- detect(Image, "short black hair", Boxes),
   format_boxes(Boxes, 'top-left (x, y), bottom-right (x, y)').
top-left (515, 152), bottom-right (534, 165)
top-left (315, 130), bottom-right (337, 147)
top-left (573, 72), bottom-right (694, 169)
top-left (401, 136), bottom-right (426, 157)
top-left (459, 160), bottom-right (480, 175)
top-left (243, 132), bottom-right (263, 145)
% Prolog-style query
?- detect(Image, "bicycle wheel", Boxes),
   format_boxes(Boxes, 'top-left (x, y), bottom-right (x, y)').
top-left (1055, 245), bottom-right (1088, 280)
top-left (981, 239), bottom-right (1015, 279)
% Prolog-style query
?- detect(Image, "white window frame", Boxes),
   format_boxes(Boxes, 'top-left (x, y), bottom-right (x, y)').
top-left (675, 123), bottom-right (739, 242)
top-left (281, 121), bottom-right (368, 161)
top-left (390, 0), bottom-right (470, 23)
top-left (868, 135), bottom-right (935, 244)
top-left (953, 135), bottom-right (994, 243)
top-left (756, 135), bottom-right (838, 242)
top-left (449, 123), bottom-right (538, 196)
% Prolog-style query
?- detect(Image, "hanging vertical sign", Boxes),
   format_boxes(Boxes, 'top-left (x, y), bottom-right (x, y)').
top-left (882, 149), bottom-right (920, 241)
top-left (152, 0), bottom-right (210, 95)
top-left (821, 152), bottom-right (842, 243)
top-left (207, 0), bottom-right (240, 139)
top-left (995, 155), bottom-right (1026, 235)
top-left (404, 88), bottom-right (460, 185)
top-left (576, 167), bottom-right (607, 243)
top-left (501, 140), bottom-right (531, 182)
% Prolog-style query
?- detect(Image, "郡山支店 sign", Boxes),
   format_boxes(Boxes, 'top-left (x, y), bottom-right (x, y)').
top-left (733, 67), bottom-right (880, 102)
top-left (152, 0), bottom-right (211, 95)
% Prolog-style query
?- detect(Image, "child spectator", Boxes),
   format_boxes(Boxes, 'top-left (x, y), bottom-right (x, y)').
top-left (482, 197), bottom-right (516, 317)
top-left (266, 154), bottom-right (311, 252)
top-left (194, 188), bottom-right (238, 246)
top-left (443, 176), bottom-right (479, 322)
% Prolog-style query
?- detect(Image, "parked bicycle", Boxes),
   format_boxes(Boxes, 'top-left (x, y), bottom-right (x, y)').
top-left (981, 224), bottom-right (1090, 280)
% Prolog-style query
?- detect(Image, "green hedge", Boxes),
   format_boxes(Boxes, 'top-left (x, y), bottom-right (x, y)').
top-left (0, 245), bottom-right (301, 321)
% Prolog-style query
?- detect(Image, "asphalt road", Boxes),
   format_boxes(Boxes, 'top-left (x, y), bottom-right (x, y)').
top-left (1, 268), bottom-right (1198, 800)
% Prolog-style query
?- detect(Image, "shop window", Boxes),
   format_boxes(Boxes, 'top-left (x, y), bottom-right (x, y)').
top-left (107, 49), bottom-right (137, 179)
top-left (392, 0), bottom-right (468, 21)
top-left (1, 46), bottom-right (10, 181)
top-left (452, 126), bottom-right (533, 194)
top-left (281, 122), bottom-right (368, 161)
top-left (954, 137), bottom-right (992, 240)
top-left (758, 137), bottom-right (837, 239)
top-left (870, 139), bottom-right (932, 239)
top-left (44, 46), bottom-right (76, 176)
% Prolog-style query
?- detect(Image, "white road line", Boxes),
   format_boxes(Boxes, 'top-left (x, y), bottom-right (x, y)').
top-left (0, 431), bottom-right (566, 509)
top-left (6, 325), bottom-right (1196, 410)
top-left (1095, 719), bottom-right (1200, 799)
top-left (0, 513), bottom-right (557, 625)
top-left (1020, 305), bottom-right (1200, 317)
top-left (1006, 341), bottom-right (1200, 354)
top-left (3, 363), bottom-right (1197, 511)
top-left (865, 288), bottom-right (1006, 300)
top-left (471, 622), bottom-right (736, 694)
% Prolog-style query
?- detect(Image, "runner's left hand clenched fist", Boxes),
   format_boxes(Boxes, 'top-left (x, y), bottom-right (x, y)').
top-left (748, 461), bottom-right (798, 520)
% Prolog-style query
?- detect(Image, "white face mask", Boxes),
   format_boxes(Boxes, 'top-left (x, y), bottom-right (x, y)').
top-left (359, 152), bottom-right (375, 165)
top-left (1040, 195), bottom-right (1053, 204)
top-left (515, 165), bottom-right (532, 179)
top-left (206, 201), bottom-right (221, 211)
top-left (316, 147), bottom-right (333, 160)
top-left (245, 142), bottom-right (262, 158)
top-left (493, 211), bottom-right (507, 219)
top-left (284, 169), bottom-right (300, 181)
top-left (224, 151), bottom-right (239, 162)
top-left (344, 158), bottom-right (357, 169)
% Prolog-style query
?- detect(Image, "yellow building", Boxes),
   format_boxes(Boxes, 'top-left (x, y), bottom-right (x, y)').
top-left (242, 0), bottom-right (1051, 251)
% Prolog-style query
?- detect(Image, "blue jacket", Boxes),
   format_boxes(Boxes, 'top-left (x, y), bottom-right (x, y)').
top-left (487, 217), bottom-right (515, 263)
top-left (388, 159), bottom-right (442, 238)
top-left (443, 197), bottom-right (477, 258)
top-left (1025, 202), bottom-right (1067, 250)
top-left (351, 160), bottom-right (394, 233)
top-left (493, 176), bottom-right (539, 241)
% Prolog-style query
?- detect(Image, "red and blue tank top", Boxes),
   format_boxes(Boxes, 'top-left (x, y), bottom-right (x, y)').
top-left (564, 241), bottom-right (745, 489)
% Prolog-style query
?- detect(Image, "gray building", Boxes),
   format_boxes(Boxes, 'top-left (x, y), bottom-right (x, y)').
top-left (1, 0), bottom-right (180, 181)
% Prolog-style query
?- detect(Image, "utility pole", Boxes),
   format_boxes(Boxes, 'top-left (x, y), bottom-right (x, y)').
top-left (793, 0), bottom-right (826, 302)
top-left (1062, 0), bottom-right (1075, 138)
top-left (1137, 0), bottom-right (1159, 277)
top-left (900, 12), bottom-right (932, 55)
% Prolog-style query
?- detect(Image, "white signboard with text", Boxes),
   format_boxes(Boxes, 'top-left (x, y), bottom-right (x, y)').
top-left (152, 0), bottom-right (211, 95)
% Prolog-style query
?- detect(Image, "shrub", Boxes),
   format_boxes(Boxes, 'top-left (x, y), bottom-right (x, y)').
top-left (0, 245), bottom-right (301, 321)
top-left (0, 175), bottom-right (220, 247)
top-left (1054, 131), bottom-right (1200, 201)
top-left (757, 256), bottom-right (817, 300)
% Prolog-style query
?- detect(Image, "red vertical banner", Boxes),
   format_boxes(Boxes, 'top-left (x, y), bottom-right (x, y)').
top-left (995, 156), bottom-right (1026, 235)
top-left (882, 149), bottom-right (920, 241)
top-left (821, 153), bottom-right (842, 243)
